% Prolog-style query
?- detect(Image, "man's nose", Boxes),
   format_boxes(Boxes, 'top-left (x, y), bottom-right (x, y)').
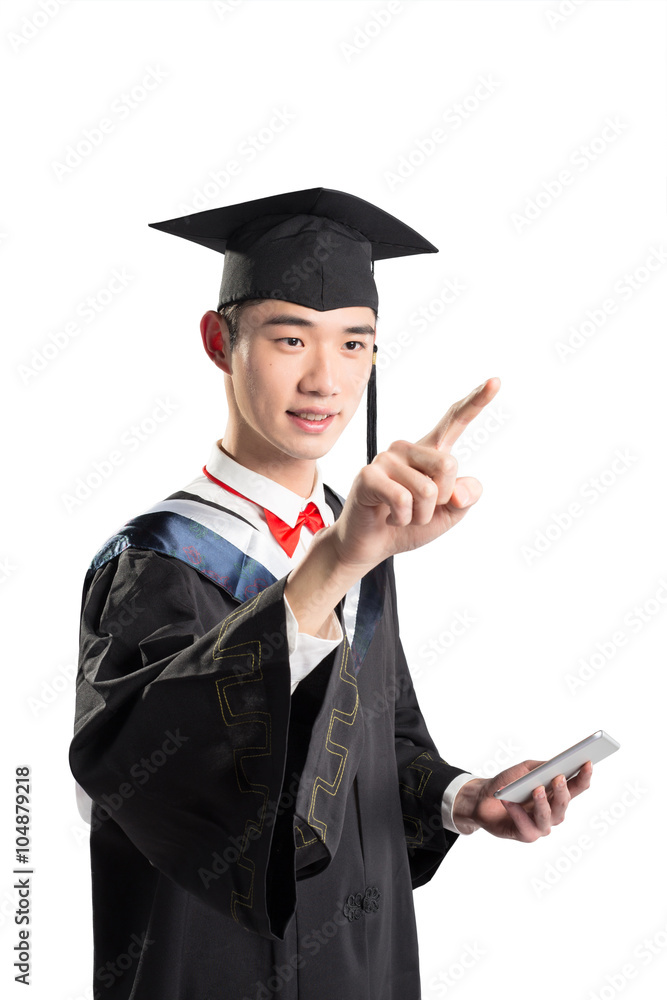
top-left (298, 348), bottom-right (340, 396)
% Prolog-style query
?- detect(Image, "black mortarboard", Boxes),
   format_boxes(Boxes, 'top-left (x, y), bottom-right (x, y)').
top-left (149, 187), bottom-right (438, 463)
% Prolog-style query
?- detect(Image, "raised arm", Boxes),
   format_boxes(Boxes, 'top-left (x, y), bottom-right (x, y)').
top-left (285, 377), bottom-right (501, 635)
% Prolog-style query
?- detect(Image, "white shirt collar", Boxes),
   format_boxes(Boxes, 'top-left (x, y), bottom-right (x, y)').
top-left (204, 441), bottom-right (331, 529)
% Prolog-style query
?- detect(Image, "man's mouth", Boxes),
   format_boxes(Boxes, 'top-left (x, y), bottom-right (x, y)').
top-left (288, 411), bottom-right (335, 422)
top-left (286, 410), bottom-right (338, 431)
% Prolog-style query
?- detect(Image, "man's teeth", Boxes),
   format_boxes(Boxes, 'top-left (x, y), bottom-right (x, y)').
top-left (293, 412), bottom-right (331, 421)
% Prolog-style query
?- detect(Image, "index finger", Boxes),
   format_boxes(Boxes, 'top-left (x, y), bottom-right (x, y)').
top-left (419, 377), bottom-right (501, 452)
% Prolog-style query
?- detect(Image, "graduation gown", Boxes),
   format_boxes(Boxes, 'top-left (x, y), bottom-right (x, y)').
top-left (69, 484), bottom-right (466, 1000)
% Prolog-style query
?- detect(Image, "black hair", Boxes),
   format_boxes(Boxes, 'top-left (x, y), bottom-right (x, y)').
top-left (218, 299), bottom-right (264, 350)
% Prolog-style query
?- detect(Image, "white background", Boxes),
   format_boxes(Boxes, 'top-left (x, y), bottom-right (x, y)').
top-left (1, 1), bottom-right (665, 998)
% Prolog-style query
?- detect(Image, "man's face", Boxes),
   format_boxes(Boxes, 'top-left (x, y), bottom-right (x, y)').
top-left (224, 299), bottom-right (376, 465)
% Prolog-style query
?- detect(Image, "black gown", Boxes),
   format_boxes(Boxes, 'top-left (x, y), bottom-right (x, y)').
top-left (69, 484), bottom-right (466, 1000)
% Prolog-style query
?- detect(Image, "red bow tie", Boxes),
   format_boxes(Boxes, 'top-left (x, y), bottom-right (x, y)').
top-left (202, 465), bottom-right (326, 558)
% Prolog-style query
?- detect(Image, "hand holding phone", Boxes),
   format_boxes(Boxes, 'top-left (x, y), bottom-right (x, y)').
top-left (492, 730), bottom-right (620, 804)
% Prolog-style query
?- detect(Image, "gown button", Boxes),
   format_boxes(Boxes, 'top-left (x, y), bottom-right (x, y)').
top-left (343, 886), bottom-right (381, 921)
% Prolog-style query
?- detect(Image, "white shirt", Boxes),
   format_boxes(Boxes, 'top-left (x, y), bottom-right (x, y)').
top-left (183, 441), bottom-right (344, 691)
top-left (180, 441), bottom-right (476, 836)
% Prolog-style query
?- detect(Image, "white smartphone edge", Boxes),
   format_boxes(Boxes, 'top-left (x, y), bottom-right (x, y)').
top-left (492, 730), bottom-right (621, 804)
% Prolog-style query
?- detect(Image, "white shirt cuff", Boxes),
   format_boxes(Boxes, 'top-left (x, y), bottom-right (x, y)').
top-left (284, 594), bottom-right (344, 694)
top-left (76, 781), bottom-right (93, 824)
top-left (441, 772), bottom-right (480, 835)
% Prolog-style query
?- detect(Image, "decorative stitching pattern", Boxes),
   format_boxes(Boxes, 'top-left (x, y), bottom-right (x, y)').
top-left (399, 751), bottom-right (436, 848)
top-left (362, 885), bottom-right (381, 913)
top-left (402, 813), bottom-right (423, 847)
top-left (343, 886), bottom-right (381, 921)
top-left (88, 502), bottom-right (378, 895)
top-left (398, 750), bottom-right (434, 797)
top-left (294, 823), bottom-right (316, 848)
top-left (294, 637), bottom-right (359, 850)
top-left (343, 892), bottom-right (363, 920)
top-left (213, 594), bottom-right (272, 926)
top-left (294, 639), bottom-right (359, 847)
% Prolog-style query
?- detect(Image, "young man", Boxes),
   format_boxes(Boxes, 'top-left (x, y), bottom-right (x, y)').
top-left (70, 188), bottom-right (592, 1000)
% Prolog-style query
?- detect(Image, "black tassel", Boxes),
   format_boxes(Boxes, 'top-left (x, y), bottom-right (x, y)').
top-left (366, 344), bottom-right (378, 465)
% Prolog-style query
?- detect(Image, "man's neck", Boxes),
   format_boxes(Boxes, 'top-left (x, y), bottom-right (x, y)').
top-left (217, 438), bottom-right (317, 499)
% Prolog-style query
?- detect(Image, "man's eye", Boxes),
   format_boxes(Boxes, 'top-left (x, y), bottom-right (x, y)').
top-left (278, 337), bottom-right (303, 347)
top-left (344, 341), bottom-right (365, 351)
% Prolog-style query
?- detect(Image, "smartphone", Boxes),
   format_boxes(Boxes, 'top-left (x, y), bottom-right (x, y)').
top-left (492, 730), bottom-right (620, 804)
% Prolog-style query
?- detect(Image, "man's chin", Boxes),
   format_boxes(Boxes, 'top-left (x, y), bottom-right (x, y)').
top-left (277, 429), bottom-right (340, 462)
top-left (282, 440), bottom-right (335, 462)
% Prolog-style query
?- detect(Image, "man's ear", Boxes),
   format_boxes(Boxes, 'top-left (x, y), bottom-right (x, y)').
top-left (200, 310), bottom-right (233, 375)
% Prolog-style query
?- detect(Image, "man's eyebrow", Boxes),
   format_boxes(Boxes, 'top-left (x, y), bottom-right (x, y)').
top-left (260, 314), bottom-right (375, 335)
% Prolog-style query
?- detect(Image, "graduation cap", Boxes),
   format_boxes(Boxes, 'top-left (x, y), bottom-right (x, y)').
top-left (149, 187), bottom-right (438, 464)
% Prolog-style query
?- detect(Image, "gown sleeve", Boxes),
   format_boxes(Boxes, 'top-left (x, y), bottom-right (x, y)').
top-left (386, 557), bottom-right (469, 887)
top-left (69, 546), bottom-right (315, 941)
